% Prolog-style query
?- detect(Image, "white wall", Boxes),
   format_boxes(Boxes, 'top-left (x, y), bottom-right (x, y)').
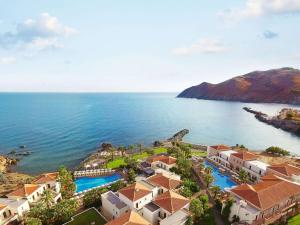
top-left (101, 193), bottom-right (129, 220)
top-left (229, 198), bottom-right (260, 224)
top-left (142, 206), bottom-right (159, 224)
top-left (119, 192), bottom-right (154, 211)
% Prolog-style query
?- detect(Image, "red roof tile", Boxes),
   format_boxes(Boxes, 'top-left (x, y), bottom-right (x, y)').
top-left (118, 182), bottom-right (151, 202)
top-left (268, 163), bottom-right (300, 177)
top-left (7, 184), bottom-right (41, 197)
top-left (231, 175), bottom-right (300, 210)
top-left (231, 151), bottom-right (258, 161)
top-left (147, 155), bottom-right (176, 165)
top-left (210, 145), bottom-right (231, 151)
top-left (105, 210), bottom-right (150, 225)
top-left (154, 190), bottom-right (189, 213)
top-left (147, 174), bottom-right (182, 190)
top-left (34, 172), bottom-right (58, 184)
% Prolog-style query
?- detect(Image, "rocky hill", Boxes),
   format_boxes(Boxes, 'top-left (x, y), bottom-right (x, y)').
top-left (178, 68), bottom-right (300, 105)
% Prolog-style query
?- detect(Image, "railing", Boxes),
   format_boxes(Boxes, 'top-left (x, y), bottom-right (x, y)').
top-left (73, 168), bottom-right (115, 177)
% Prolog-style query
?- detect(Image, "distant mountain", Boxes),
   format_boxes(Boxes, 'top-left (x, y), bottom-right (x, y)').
top-left (177, 67), bottom-right (300, 105)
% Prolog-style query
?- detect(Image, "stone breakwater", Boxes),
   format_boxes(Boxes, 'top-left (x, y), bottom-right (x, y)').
top-left (243, 107), bottom-right (300, 136)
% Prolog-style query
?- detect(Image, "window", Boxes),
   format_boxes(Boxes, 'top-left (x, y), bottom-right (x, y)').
top-left (47, 184), bottom-right (51, 188)
top-left (3, 212), bottom-right (7, 218)
top-left (136, 203), bottom-right (138, 208)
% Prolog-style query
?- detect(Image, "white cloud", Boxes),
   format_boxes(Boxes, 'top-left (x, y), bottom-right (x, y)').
top-left (0, 57), bottom-right (16, 64)
top-left (173, 39), bottom-right (227, 56)
top-left (221, 0), bottom-right (300, 20)
top-left (0, 13), bottom-right (76, 51)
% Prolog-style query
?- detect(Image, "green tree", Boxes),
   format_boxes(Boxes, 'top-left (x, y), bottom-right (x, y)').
top-left (238, 169), bottom-right (249, 183)
top-left (222, 198), bottom-right (233, 222)
top-left (210, 186), bottom-right (221, 199)
top-left (198, 194), bottom-right (209, 211)
top-left (40, 189), bottom-right (55, 209)
top-left (83, 188), bottom-right (108, 208)
top-left (137, 143), bottom-right (143, 153)
top-left (118, 145), bottom-right (126, 157)
top-left (265, 146), bottom-right (290, 156)
top-left (58, 166), bottom-right (76, 199)
top-left (27, 202), bottom-right (51, 224)
top-left (204, 166), bottom-right (213, 174)
top-left (145, 147), bottom-right (154, 156)
top-left (109, 147), bottom-right (115, 160)
top-left (52, 199), bottom-right (78, 225)
top-left (25, 217), bottom-right (42, 225)
top-left (190, 198), bottom-right (204, 219)
top-left (177, 156), bottom-right (192, 178)
top-left (204, 174), bottom-right (214, 188)
top-left (124, 157), bottom-right (138, 171)
top-left (185, 216), bottom-right (193, 225)
top-left (183, 179), bottom-right (199, 193)
top-left (110, 180), bottom-right (125, 192)
top-left (128, 168), bottom-right (136, 183)
top-left (180, 187), bottom-right (193, 198)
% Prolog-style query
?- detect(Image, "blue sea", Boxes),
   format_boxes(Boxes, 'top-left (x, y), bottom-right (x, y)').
top-left (1, 93), bottom-right (300, 175)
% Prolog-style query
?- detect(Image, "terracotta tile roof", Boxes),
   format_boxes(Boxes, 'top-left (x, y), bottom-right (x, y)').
top-left (34, 172), bottom-right (58, 184)
top-left (7, 184), bottom-right (41, 198)
top-left (153, 190), bottom-right (189, 213)
top-left (147, 155), bottom-right (177, 165)
top-left (105, 210), bottom-right (150, 225)
top-left (267, 163), bottom-right (300, 177)
top-left (118, 182), bottom-right (151, 202)
top-left (0, 204), bottom-right (7, 210)
top-left (210, 145), bottom-right (231, 151)
top-left (231, 151), bottom-right (258, 161)
top-left (231, 174), bottom-right (300, 210)
top-left (147, 173), bottom-right (182, 190)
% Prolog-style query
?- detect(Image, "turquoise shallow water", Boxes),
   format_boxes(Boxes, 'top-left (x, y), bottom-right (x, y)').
top-left (0, 93), bottom-right (300, 174)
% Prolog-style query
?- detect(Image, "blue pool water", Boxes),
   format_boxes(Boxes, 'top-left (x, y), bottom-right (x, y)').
top-left (75, 173), bottom-right (122, 193)
top-left (204, 161), bottom-right (236, 190)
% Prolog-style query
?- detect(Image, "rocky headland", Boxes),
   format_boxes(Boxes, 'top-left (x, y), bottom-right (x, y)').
top-left (178, 67), bottom-right (300, 105)
top-left (244, 107), bottom-right (300, 136)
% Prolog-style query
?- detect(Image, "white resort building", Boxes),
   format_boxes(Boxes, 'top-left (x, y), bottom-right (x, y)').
top-left (101, 172), bottom-right (189, 225)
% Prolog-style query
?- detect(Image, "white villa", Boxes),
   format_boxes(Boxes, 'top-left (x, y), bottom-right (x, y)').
top-left (227, 174), bottom-right (300, 225)
top-left (6, 184), bottom-right (47, 203)
top-left (101, 191), bottom-right (129, 220)
top-left (0, 171), bottom-right (62, 224)
top-left (146, 155), bottom-right (177, 171)
top-left (243, 160), bottom-right (270, 182)
top-left (102, 172), bottom-right (189, 225)
top-left (143, 191), bottom-right (190, 225)
top-left (0, 198), bottom-right (30, 225)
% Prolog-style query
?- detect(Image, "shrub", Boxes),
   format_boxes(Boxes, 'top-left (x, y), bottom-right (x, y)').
top-left (265, 146), bottom-right (290, 156)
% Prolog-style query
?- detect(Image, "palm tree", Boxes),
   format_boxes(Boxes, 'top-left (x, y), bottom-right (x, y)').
top-left (204, 174), bottom-right (214, 188)
top-left (40, 189), bottom-right (55, 209)
top-left (109, 147), bottom-right (115, 160)
top-left (118, 145), bottom-right (126, 157)
top-left (204, 166), bottom-right (213, 174)
top-left (239, 169), bottom-right (249, 183)
top-left (137, 143), bottom-right (143, 153)
top-left (210, 185), bottom-right (221, 198)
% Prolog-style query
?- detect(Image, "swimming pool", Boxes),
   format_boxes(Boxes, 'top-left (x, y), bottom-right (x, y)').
top-left (204, 161), bottom-right (236, 190)
top-left (75, 173), bottom-right (122, 193)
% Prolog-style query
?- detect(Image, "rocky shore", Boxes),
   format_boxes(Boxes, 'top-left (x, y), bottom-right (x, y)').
top-left (243, 107), bottom-right (300, 136)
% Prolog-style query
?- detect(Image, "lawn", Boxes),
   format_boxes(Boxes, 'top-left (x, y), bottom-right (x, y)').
top-left (191, 150), bottom-right (207, 157)
top-left (64, 208), bottom-right (106, 225)
top-left (288, 214), bottom-right (300, 225)
top-left (106, 147), bottom-right (168, 169)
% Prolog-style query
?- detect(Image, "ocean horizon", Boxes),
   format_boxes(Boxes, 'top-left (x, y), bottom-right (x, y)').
top-left (1, 92), bottom-right (300, 175)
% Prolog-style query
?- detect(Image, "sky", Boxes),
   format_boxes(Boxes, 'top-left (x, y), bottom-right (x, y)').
top-left (0, 0), bottom-right (299, 92)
